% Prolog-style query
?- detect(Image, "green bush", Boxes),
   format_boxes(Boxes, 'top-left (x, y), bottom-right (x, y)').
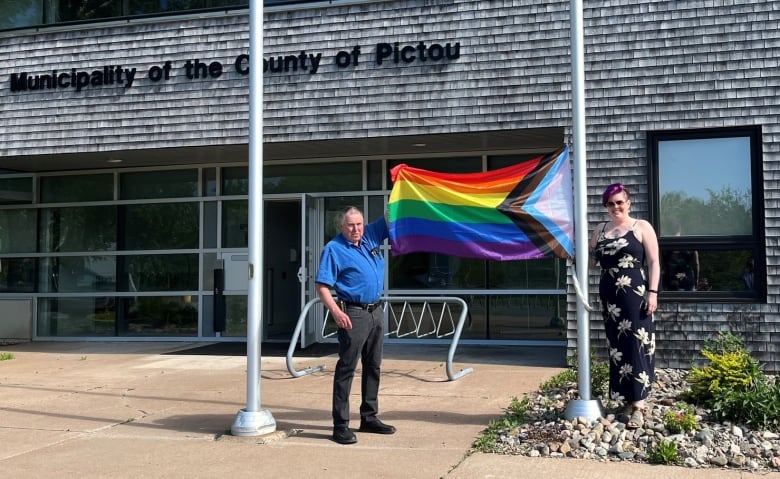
top-left (684, 332), bottom-right (780, 430)
top-left (686, 349), bottom-right (760, 403)
top-left (663, 402), bottom-right (698, 433)
top-left (705, 331), bottom-right (747, 355)
top-left (710, 380), bottom-right (780, 429)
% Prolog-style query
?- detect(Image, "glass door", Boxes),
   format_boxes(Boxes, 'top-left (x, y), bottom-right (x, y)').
top-left (300, 194), bottom-right (323, 347)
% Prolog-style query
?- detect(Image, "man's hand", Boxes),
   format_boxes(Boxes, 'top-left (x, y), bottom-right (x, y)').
top-left (332, 308), bottom-right (352, 330)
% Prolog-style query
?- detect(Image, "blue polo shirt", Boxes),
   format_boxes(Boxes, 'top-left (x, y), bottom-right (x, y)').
top-left (315, 217), bottom-right (388, 304)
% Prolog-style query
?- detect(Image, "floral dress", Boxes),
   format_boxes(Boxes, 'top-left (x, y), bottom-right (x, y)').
top-left (594, 223), bottom-right (656, 404)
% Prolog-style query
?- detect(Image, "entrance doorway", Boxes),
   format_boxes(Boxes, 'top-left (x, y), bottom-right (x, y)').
top-left (263, 200), bottom-right (302, 341)
top-left (221, 196), bottom-right (322, 345)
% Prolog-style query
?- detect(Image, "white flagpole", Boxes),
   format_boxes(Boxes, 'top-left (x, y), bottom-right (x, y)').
top-left (564, 0), bottom-right (603, 421)
top-left (232, 1), bottom-right (276, 436)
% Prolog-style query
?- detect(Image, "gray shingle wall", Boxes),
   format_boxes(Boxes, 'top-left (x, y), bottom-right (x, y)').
top-left (0, 1), bottom-right (574, 155)
top-left (1, 0), bottom-right (779, 370)
top-left (573, 0), bottom-right (780, 372)
top-left (0, 14), bottom-right (252, 154)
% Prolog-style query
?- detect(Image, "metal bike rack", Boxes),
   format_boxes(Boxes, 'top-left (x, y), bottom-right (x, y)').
top-left (286, 295), bottom-right (473, 381)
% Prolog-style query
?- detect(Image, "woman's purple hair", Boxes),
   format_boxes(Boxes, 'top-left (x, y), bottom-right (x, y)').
top-left (602, 183), bottom-right (630, 206)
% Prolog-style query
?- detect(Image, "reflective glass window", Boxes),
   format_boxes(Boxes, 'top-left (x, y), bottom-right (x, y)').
top-left (55, 1), bottom-right (121, 22)
top-left (0, 257), bottom-right (36, 293)
top-left (0, 2), bottom-right (42, 29)
top-left (118, 254), bottom-right (199, 291)
top-left (2, 0), bottom-right (249, 31)
top-left (39, 256), bottom-right (116, 293)
top-left (662, 248), bottom-right (755, 293)
top-left (120, 169), bottom-right (198, 200)
top-left (39, 206), bottom-right (117, 252)
top-left (389, 253), bottom-right (486, 289)
top-left (649, 127), bottom-right (764, 301)
top-left (223, 163), bottom-right (364, 195)
top-left (222, 200), bottom-right (248, 248)
top-left (118, 296), bottom-right (198, 336)
top-left (223, 295), bottom-right (247, 337)
top-left (488, 294), bottom-right (566, 340)
top-left (37, 297), bottom-right (116, 337)
top-left (41, 174), bottom-right (113, 203)
top-left (121, 203), bottom-right (199, 250)
top-left (658, 137), bottom-right (752, 237)
top-left (488, 258), bottom-right (566, 290)
top-left (264, 162), bottom-right (362, 194)
top-left (222, 167), bottom-right (248, 195)
top-left (0, 209), bottom-right (37, 253)
top-left (0, 177), bottom-right (33, 205)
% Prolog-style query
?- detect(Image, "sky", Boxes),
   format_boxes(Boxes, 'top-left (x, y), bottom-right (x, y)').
top-left (658, 137), bottom-right (752, 201)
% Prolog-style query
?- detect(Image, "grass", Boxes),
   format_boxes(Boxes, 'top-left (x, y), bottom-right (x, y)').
top-left (472, 396), bottom-right (530, 453)
top-left (0, 352), bottom-right (14, 361)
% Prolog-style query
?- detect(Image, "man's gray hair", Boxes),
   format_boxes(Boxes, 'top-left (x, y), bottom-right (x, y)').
top-left (337, 206), bottom-right (363, 227)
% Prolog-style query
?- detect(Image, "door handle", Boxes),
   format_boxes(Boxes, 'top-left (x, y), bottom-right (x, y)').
top-left (296, 266), bottom-right (306, 283)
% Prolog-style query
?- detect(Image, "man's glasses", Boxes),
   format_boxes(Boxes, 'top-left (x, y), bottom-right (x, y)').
top-left (606, 200), bottom-right (627, 207)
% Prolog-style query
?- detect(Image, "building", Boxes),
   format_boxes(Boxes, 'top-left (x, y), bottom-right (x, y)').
top-left (0, 0), bottom-right (777, 370)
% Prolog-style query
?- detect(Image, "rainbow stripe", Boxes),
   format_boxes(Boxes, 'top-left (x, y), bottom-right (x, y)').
top-left (388, 146), bottom-right (573, 260)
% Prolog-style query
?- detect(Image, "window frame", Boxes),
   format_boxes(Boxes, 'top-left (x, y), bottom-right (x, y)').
top-left (647, 126), bottom-right (765, 302)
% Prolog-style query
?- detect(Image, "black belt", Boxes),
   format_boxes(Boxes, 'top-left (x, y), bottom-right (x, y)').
top-left (341, 300), bottom-right (383, 313)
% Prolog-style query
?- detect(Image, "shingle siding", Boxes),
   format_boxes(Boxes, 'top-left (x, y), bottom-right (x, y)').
top-left (1, 0), bottom-right (779, 369)
top-left (576, 0), bottom-right (780, 371)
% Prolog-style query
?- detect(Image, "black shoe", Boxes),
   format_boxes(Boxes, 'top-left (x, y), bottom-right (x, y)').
top-left (358, 419), bottom-right (396, 434)
top-left (332, 427), bottom-right (357, 444)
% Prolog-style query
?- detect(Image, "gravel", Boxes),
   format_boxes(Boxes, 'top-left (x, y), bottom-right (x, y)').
top-left (491, 368), bottom-right (780, 472)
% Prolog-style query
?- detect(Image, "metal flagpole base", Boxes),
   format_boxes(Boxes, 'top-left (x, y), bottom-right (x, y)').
top-left (563, 398), bottom-right (604, 422)
top-left (231, 408), bottom-right (277, 437)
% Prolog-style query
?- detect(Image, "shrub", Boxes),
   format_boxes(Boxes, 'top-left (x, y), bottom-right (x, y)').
top-left (684, 332), bottom-right (780, 431)
top-left (663, 402), bottom-right (698, 433)
top-left (686, 349), bottom-right (761, 404)
top-left (705, 331), bottom-right (747, 355)
top-left (710, 379), bottom-right (780, 429)
top-left (648, 440), bottom-right (682, 465)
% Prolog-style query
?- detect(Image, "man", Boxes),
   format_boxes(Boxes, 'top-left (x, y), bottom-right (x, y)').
top-left (315, 206), bottom-right (396, 445)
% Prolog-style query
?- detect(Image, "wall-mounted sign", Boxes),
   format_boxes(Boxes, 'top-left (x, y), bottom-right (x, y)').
top-left (8, 41), bottom-right (461, 94)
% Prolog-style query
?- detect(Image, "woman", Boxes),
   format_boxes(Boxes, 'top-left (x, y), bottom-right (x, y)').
top-left (589, 183), bottom-right (660, 428)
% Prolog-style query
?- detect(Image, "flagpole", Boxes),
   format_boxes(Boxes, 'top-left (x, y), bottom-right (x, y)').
top-left (231, 1), bottom-right (276, 436)
top-left (564, 0), bottom-right (603, 421)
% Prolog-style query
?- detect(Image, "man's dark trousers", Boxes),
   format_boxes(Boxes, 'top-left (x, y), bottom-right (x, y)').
top-left (332, 306), bottom-right (384, 427)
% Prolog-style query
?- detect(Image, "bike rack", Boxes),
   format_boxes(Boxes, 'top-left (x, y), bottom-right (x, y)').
top-left (286, 295), bottom-right (473, 381)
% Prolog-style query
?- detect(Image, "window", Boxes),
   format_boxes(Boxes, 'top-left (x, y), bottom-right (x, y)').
top-left (0, 209), bottom-right (37, 253)
top-left (0, 3), bottom-right (43, 30)
top-left (39, 206), bottom-right (117, 252)
top-left (648, 126), bottom-right (764, 301)
top-left (222, 163), bottom-right (363, 196)
top-left (0, 177), bottom-right (34, 205)
top-left (120, 169), bottom-right (198, 200)
top-left (121, 203), bottom-right (199, 249)
top-left (1, 1), bottom-right (248, 31)
top-left (41, 174), bottom-right (113, 203)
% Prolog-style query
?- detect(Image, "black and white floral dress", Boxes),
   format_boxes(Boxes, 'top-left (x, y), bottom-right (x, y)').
top-left (594, 222), bottom-right (655, 404)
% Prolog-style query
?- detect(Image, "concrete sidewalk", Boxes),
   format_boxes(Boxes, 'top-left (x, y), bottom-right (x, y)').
top-left (0, 341), bottom-right (762, 478)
